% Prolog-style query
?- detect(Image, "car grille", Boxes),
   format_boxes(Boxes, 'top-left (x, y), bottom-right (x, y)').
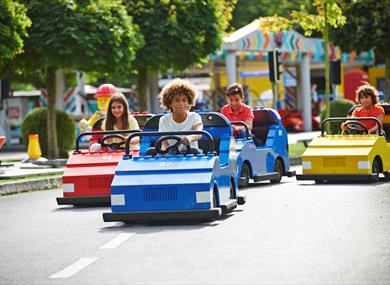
top-left (89, 176), bottom-right (113, 189)
top-left (323, 157), bottom-right (346, 168)
top-left (143, 186), bottom-right (178, 201)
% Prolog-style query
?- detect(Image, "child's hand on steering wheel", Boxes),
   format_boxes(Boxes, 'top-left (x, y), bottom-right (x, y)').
top-left (180, 135), bottom-right (192, 145)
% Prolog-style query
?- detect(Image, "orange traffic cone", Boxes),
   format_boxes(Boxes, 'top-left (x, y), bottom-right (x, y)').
top-left (27, 134), bottom-right (42, 160)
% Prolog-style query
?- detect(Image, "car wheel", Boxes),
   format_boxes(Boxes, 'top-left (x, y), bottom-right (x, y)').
top-left (315, 179), bottom-right (325, 184)
top-left (229, 180), bottom-right (236, 199)
top-left (372, 158), bottom-right (381, 182)
top-left (213, 185), bottom-right (218, 208)
top-left (240, 163), bottom-right (250, 188)
top-left (270, 159), bottom-right (284, 184)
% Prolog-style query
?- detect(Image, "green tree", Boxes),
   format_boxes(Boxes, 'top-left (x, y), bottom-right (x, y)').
top-left (13, 0), bottom-right (143, 159)
top-left (229, 0), bottom-right (312, 31)
top-left (259, 0), bottom-right (346, 130)
top-left (0, 0), bottom-right (31, 71)
top-left (330, 0), bottom-right (390, 100)
top-left (124, 0), bottom-right (236, 111)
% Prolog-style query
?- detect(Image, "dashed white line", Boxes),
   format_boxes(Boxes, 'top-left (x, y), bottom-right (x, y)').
top-left (49, 257), bottom-right (98, 279)
top-left (99, 233), bottom-right (135, 249)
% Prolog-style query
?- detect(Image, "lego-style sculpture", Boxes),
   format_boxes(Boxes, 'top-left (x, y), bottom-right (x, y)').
top-left (79, 83), bottom-right (118, 131)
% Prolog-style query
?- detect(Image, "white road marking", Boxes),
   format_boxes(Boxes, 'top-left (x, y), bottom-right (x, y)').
top-left (99, 233), bottom-right (135, 249)
top-left (49, 257), bottom-right (98, 279)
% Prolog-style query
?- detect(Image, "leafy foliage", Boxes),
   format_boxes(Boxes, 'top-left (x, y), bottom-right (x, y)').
top-left (291, 0), bottom-right (346, 36)
top-left (21, 108), bottom-right (76, 158)
top-left (17, 0), bottom-right (143, 74)
top-left (330, 0), bottom-right (390, 57)
top-left (229, 0), bottom-right (312, 31)
top-left (320, 98), bottom-right (355, 134)
top-left (0, 0), bottom-right (31, 70)
top-left (125, 0), bottom-right (235, 72)
top-left (12, 0), bottom-right (143, 158)
top-left (329, 0), bottom-right (390, 99)
top-left (259, 0), bottom-right (346, 35)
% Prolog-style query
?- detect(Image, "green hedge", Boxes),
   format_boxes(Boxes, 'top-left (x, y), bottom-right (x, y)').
top-left (320, 98), bottom-right (356, 134)
top-left (21, 107), bottom-right (76, 157)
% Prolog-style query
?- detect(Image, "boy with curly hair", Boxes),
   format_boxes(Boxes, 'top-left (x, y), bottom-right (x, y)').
top-left (157, 78), bottom-right (203, 154)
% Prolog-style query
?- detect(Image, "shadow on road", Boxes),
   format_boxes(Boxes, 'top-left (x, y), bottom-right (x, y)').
top-left (52, 205), bottom-right (108, 212)
top-left (238, 180), bottom-right (290, 192)
top-left (98, 211), bottom-right (240, 233)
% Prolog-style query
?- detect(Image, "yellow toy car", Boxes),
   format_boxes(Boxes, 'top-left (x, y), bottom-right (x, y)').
top-left (296, 115), bottom-right (390, 183)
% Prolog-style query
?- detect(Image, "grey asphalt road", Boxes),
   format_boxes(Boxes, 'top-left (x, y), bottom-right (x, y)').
top-left (0, 174), bottom-right (389, 285)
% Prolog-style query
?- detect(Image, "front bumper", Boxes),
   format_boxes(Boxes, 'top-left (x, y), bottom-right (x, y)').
top-left (296, 173), bottom-right (378, 182)
top-left (103, 208), bottom-right (222, 223)
top-left (56, 195), bottom-right (110, 206)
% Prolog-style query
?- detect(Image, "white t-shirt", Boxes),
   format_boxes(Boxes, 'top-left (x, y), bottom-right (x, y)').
top-left (159, 112), bottom-right (203, 149)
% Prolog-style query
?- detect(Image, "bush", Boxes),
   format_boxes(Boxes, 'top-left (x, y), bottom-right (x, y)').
top-left (21, 107), bottom-right (76, 157)
top-left (320, 98), bottom-right (356, 134)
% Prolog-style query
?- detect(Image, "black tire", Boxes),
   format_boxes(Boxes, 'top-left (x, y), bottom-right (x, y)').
top-left (270, 159), bottom-right (284, 184)
top-left (213, 186), bottom-right (218, 208)
top-left (315, 179), bottom-right (325, 184)
top-left (229, 180), bottom-right (236, 199)
top-left (240, 163), bottom-right (250, 188)
top-left (372, 157), bottom-right (381, 182)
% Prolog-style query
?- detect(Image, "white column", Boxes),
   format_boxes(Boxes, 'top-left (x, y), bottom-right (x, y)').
top-left (225, 51), bottom-right (237, 85)
top-left (300, 53), bottom-right (312, 131)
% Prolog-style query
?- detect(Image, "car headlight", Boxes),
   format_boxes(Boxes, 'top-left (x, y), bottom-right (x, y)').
top-left (111, 194), bottom-right (125, 206)
top-left (63, 183), bottom-right (75, 193)
top-left (358, 161), bottom-right (370, 169)
top-left (302, 161), bottom-right (312, 170)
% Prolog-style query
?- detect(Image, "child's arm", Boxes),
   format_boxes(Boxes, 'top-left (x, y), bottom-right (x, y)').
top-left (181, 123), bottom-right (202, 145)
top-left (128, 115), bottom-right (140, 145)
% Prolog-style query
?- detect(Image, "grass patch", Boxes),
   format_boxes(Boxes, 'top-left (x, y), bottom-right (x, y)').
top-left (0, 173), bottom-right (62, 185)
top-left (289, 142), bottom-right (307, 157)
top-left (0, 159), bottom-right (20, 164)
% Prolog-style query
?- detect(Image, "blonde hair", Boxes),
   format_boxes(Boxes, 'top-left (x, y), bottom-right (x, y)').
top-left (159, 78), bottom-right (197, 111)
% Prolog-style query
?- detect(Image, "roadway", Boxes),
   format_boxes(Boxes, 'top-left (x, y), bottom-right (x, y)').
top-left (0, 169), bottom-right (389, 284)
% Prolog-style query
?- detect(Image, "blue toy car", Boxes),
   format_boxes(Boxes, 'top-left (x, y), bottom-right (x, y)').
top-left (233, 107), bottom-right (295, 188)
top-left (103, 111), bottom-right (246, 223)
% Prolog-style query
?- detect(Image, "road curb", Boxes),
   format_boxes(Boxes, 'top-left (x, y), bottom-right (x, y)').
top-left (0, 176), bottom-right (62, 196)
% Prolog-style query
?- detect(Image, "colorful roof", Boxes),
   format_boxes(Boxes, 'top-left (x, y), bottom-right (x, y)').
top-left (213, 19), bottom-right (374, 65)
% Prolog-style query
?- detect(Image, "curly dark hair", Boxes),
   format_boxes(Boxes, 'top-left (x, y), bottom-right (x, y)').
top-left (159, 78), bottom-right (197, 111)
top-left (355, 82), bottom-right (379, 105)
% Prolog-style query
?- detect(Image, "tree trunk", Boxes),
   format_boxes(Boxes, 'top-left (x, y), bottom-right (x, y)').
top-left (55, 69), bottom-right (65, 110)
top-left (147, 71), bottom-right (160, 114)
top-left (46, 67), bottom-right (59, 159)
top-left (137, 68), bottom-right (148, 112)
top-left (385, 56), bottom-right (390, 102)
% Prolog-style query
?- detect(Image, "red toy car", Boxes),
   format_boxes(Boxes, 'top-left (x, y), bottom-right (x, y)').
top-left (57, 129), bottom-right (140, 206)
top-left (0, 136), bottom-right (5, 150)
top-left (278, 109), bottom-right (320, 132)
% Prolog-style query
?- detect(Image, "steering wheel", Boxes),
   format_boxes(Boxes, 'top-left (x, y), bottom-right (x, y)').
top-left (100, 134), bottom-right (126, 150)
top-left (342, 121), bottom-right (369, 135)
top-left (155, 136), bottom-right (190, 155)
